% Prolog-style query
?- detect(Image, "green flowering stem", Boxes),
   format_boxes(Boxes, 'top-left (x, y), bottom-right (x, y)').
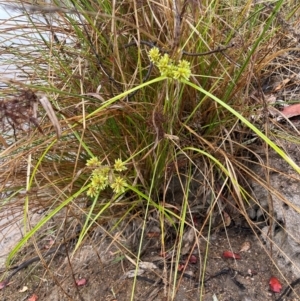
top-left (183, 79), bottom-right (300, 174)
top-left (8, 185), bottom-right (89, 265)
top-left (74, 191), bottom-right (111, 253)
top-left (82, 76), bottom-right (167, 122)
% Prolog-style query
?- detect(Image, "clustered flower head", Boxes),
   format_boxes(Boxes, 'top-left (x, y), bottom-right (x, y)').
top-left (148, 47), bottom-right (191, 81)
top-left (114, 158), bottom-right (128, 172)
top-left (86, 157), bottom-right (128, 197)
top-left (86, 156), bottom-right (102, 168)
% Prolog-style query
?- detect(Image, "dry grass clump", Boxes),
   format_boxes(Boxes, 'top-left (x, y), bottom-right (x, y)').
top-left (0, 0), bottom-right (300, 299)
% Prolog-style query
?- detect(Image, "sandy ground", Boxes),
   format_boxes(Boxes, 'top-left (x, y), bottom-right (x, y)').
top-left (0, 224), bottom-right (299, 301)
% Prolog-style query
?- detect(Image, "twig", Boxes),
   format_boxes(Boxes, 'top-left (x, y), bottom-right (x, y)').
top-left (182, 43), bottom-right (235, 57)
top-left (1, 244), bottom-right (65, 287)
top-left (275, 278), bottom-right (300, 301)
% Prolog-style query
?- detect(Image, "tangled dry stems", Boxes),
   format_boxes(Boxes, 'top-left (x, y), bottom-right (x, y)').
top-left (0, 0), bottom-right (300, 299)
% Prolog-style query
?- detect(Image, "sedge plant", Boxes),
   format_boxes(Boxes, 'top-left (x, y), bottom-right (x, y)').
top-left (1, 0), bottom-right (300, 300)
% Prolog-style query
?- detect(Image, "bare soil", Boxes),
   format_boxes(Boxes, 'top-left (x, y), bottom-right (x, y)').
top-left (0, 225), bottom-right (299, 301)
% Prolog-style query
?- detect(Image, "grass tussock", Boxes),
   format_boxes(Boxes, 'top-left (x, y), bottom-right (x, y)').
top-left (1, 0), bottom-right (300, 299)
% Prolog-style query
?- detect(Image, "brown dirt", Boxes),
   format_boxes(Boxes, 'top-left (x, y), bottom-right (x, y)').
top-left (0, 226), bottom-right (299, 301)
